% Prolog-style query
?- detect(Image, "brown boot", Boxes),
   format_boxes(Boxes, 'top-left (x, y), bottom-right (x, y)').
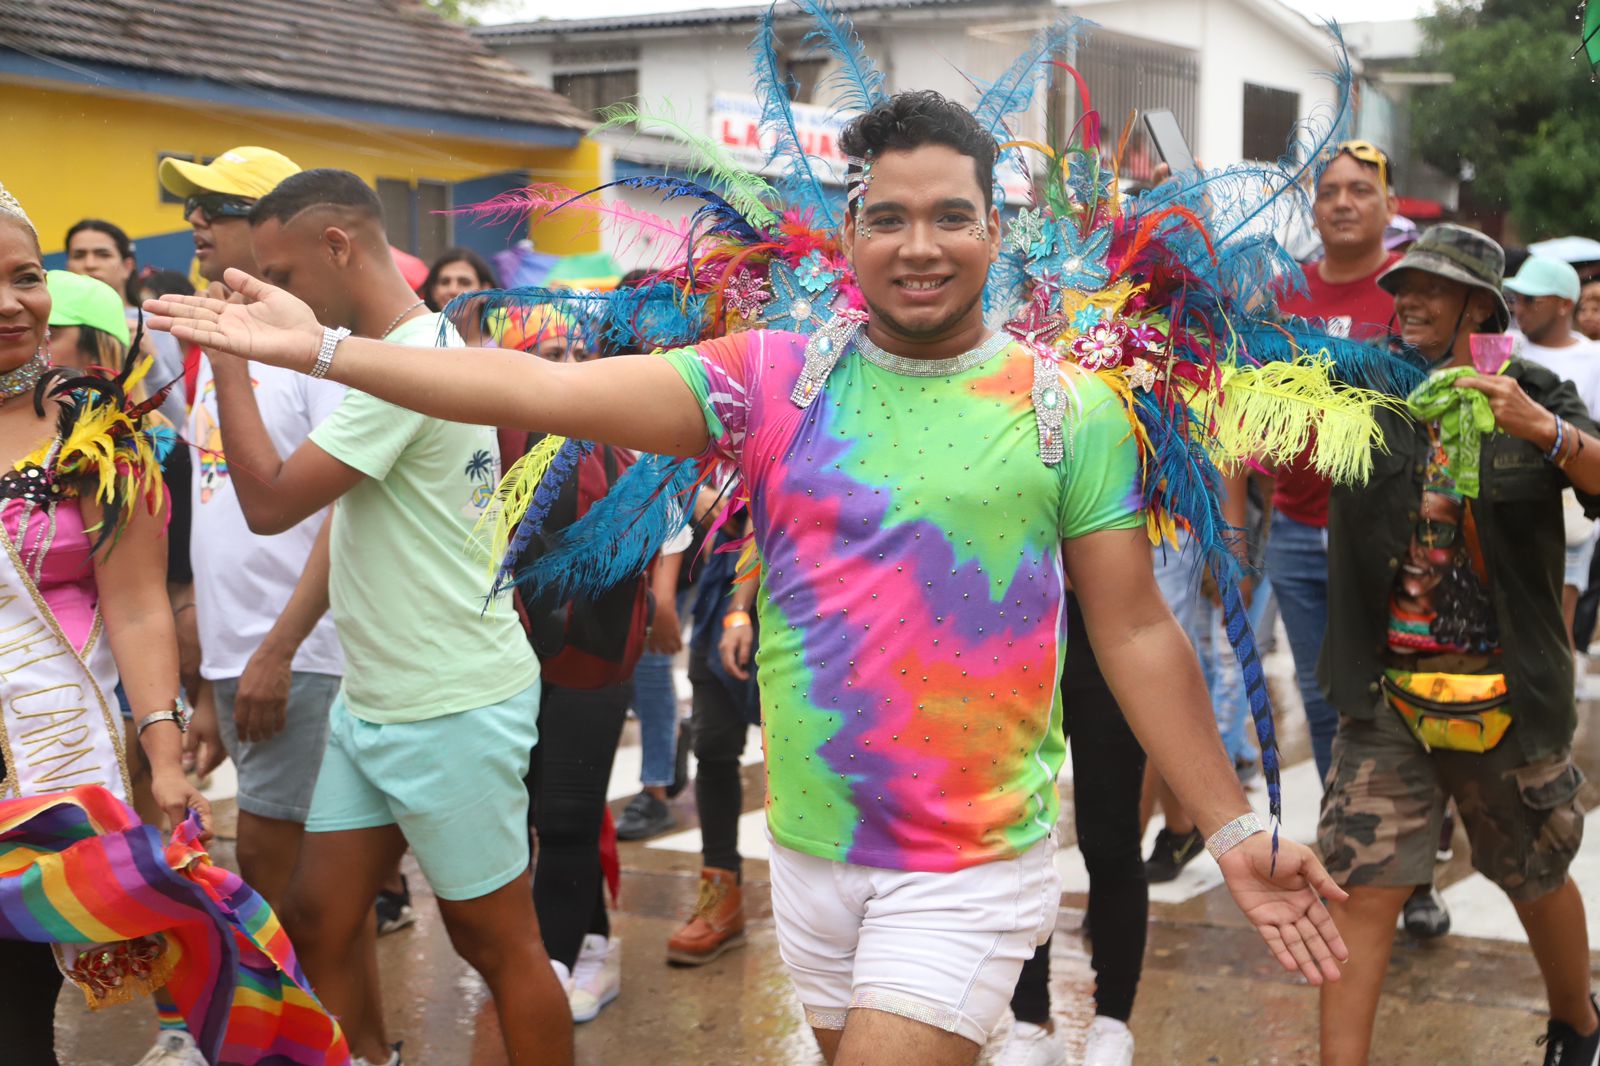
top-left (666, 867), bottom-right (746, 966)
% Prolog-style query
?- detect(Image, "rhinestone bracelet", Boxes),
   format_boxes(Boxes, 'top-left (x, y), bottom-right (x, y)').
top-left (310, 326), bottom-right (351, 380)
top-left (1205, 812), bottom-right (1265, 861)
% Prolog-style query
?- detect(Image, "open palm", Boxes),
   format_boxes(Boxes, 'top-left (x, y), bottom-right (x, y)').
top-left (1219, 833), bottom-right (1349, 985)
top-left (143, 267), bottom-right (323, 370)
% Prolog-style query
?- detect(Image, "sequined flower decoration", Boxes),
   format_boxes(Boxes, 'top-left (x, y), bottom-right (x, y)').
top-left (1006, 208), bottom-right (1047, 255)
top-left (1126, 357), bottom-right (1158, 391)
top-left (1071, 322), bottom-right (1130, 370)
top-left (724, 268), bottom-right (771, 320)
top-left (797, 250), bottom-right (838, 294)
top-left (1129, 323), bottom-right (1166, 352)
top-left (1071, 305), bottom-right (1103, 332)
top-left (765, 262), bottom-right (826, 331)
top-left (1054, 222), bottom-right (1112, 292)
top-left (1005, 291), bottom-right (1065, 354)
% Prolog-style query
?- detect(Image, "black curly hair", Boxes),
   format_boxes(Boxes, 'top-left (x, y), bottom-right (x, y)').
top-left (838, 90), bottom-right (996, 214)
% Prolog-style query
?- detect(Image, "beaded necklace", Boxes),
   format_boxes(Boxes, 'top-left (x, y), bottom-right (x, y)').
top-left (790, 312), bottom-right (1072, 464)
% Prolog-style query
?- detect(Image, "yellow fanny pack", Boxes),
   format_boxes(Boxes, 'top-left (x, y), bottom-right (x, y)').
top-left (1381, 669), bottom-right (1512, 754)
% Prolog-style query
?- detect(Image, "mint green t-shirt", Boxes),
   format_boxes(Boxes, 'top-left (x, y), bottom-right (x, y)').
top-left (308, 313), bottom-right (536, 723)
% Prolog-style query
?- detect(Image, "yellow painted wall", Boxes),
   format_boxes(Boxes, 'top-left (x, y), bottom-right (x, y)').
top-left (0, 78), bottom-right (601, 256)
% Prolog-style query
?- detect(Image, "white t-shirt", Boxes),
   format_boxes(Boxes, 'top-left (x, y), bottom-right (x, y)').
top-left (189, 357), bottom-right (347, 680)
top-left (1514, 332), bottom-right (1600, 419)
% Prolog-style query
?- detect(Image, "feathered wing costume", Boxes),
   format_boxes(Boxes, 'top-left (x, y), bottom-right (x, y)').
top-left (457, 1), bottom-right (1421, 852)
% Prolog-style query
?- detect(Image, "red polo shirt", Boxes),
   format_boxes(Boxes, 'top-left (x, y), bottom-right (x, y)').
top-left (1273, 251), bottom-right (1402, 527)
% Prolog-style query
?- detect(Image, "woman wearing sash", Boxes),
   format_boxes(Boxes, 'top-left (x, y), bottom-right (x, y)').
top-left (0, 186), bottom-right (342, 1066)
top-left (0, 186), bottom-right (206, 1059)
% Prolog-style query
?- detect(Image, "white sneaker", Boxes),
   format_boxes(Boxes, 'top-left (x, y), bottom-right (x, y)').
top-left (132, 1031), bottom-right (206, 1066)
top-left (351, 1046), bottom-right (401, 1066)
top-left (1081, 1016), bottom-right (1135, 1066)
top-left (568, 933), bottom-right (621, 1023)
top-left (992, 1020), bottom-right (1067, 1066)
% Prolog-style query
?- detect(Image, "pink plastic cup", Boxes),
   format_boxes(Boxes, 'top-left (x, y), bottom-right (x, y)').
top-left (1469, 333), bottom-right (1515, 375)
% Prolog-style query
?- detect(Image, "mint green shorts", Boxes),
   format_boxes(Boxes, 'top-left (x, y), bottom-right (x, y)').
top-left (305, 681), bottom-right (540, 900)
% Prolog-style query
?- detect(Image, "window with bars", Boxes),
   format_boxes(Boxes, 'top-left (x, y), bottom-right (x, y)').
top-left (1242, 84), bottom-right (1301, 163)
top-left (784, 57), bottom-right (828, 104)
top-left (553, 69), bottom-right (640, 117)
top-left (1062, 34), bottom-right (1199, 185)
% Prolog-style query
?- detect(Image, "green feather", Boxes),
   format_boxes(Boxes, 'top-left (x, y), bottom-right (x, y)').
top-left (597, 103), bottom-right (779, 229)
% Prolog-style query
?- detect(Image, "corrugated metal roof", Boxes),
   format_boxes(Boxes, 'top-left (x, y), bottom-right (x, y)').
top-left (476, 0), bottom-right (1002, 41)
top-left (0, 0), bottom-right (592, 132)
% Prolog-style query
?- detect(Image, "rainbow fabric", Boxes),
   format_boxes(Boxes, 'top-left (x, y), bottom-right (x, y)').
top-left (0, 786), bottom-right (347, 1065)
top-left (665, 331), bottom-right (1142, 872)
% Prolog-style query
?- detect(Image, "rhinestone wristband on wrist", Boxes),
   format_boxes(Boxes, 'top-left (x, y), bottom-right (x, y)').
top-left (1205, 812), bottom-right (1265, 861)
top-left (309, 326), bottom-right (351, 380)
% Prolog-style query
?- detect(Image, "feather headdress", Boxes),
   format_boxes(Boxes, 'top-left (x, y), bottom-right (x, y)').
top-left (457, 9), bottom-right (1416, 858)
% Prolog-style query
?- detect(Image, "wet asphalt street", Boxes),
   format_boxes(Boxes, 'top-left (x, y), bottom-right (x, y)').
top-left (52, 624), bottom-right (1600, 1065)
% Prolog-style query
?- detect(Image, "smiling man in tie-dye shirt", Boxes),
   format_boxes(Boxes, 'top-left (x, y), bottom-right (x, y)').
top-left (666, 331), bottom-right (1141, 872)
top-left (147, 90), bottom-right (1352, 1066)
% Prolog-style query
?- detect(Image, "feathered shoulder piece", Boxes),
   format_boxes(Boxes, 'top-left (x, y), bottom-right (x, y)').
top-left (990, 29), bottom-right (1425, 854)
top-left (2, 330), bottom-right (173, 552)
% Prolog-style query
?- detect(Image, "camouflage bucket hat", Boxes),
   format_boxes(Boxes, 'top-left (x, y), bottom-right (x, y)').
top-left (1377, 223), bottom-right (1511, 332)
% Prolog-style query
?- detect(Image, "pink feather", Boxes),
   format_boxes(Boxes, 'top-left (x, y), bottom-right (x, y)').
top-left (454, 184), bottom-right (696, 266)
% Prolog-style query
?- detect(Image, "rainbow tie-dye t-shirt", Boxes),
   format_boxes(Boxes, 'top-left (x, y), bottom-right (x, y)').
top-left (664, 330), bottom-right (1142, 872)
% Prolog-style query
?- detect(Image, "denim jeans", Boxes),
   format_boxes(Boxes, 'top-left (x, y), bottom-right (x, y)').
top-left (1263, 511), bottom-right (1338, 781)
top-left (631, 587), bottom-right (693, 788)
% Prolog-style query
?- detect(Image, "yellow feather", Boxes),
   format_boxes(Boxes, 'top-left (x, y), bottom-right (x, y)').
top-left (471, 435), bottom-right (568, 571)
top-left (1204, 357), bottom-right (1401, 484)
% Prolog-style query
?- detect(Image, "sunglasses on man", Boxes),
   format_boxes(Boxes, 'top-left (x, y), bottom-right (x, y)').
top-left (1333, 139), bottom-right (1390, 193)
top-left (184, 192), bottom-right (254, 223)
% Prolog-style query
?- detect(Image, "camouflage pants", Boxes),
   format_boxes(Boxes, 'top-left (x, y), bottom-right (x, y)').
top-left (1318, 707), bottom-right (1585, 901)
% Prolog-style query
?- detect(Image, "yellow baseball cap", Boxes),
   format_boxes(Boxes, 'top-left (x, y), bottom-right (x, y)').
top-left (159, 146), bottom-right (301, 201)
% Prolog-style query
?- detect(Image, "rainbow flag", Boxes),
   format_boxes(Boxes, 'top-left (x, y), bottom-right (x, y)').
top-left (0, 786), bottom-right (348, 1065)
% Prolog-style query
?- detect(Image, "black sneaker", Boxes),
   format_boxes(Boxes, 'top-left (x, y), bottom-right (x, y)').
top-left (1145, 827), bottom-right (1204, 884)
top-left (1402, 883), bottom-right (1451, 939)
top-left (1538, 996), bottom-right (1600, 1066)
top-left (375, 876), bottom-right (416, 937)
top-left (615, 792), bottom-right (676, 841)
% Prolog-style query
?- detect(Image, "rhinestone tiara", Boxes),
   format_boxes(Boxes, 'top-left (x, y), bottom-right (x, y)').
top-left (0, 181), bottom-right (37, 238)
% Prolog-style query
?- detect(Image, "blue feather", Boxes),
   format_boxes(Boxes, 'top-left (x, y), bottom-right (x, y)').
top-left (752, 9), bottom-right (838, 227)
top-left (1136, 21), bottom-right (1353, 286)
top-left (491, 438), bottom-right (595, 598)
top-left (792, 0), bottom-right (887, 115)
top-left (1240, 320), bottom-right (1426, 396)
top-left (971, 18), bottom-right (1087, 205)
top-left (513, 453), bottom-right (701, 604)
top-left (970, 18), bottom-right (1087, 138)
top-left (594, 176), bottom-right (764, 245)
top-left (445, 285), bottom-right (710, 354)
top-left (1216, 561), bottom-right (1282, 864)
top-left (1129, 393), bottom-right (1283, 863)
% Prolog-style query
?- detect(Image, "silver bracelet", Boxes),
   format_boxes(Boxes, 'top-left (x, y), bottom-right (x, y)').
top-left (1205, 812), bottom-right (1265, 861)
top-left (309, 326), bottom-right (351, 379)
top-left (136, 699), bottom-right (190, 739)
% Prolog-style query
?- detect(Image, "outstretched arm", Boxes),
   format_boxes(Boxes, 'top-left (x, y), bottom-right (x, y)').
top-left (1064, 525), bottom-right (1349, 985)
top-left (209, 353), bottom-right (364, 534)
top-left (146, 270), bottom-right (710, 458)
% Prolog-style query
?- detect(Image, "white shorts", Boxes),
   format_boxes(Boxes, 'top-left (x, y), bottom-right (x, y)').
top-left (768, 833), bottom-right (1060, 1046)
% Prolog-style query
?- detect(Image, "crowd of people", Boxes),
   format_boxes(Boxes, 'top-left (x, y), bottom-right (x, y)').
top-left (2, 38), bottom-right (1599, 1066)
